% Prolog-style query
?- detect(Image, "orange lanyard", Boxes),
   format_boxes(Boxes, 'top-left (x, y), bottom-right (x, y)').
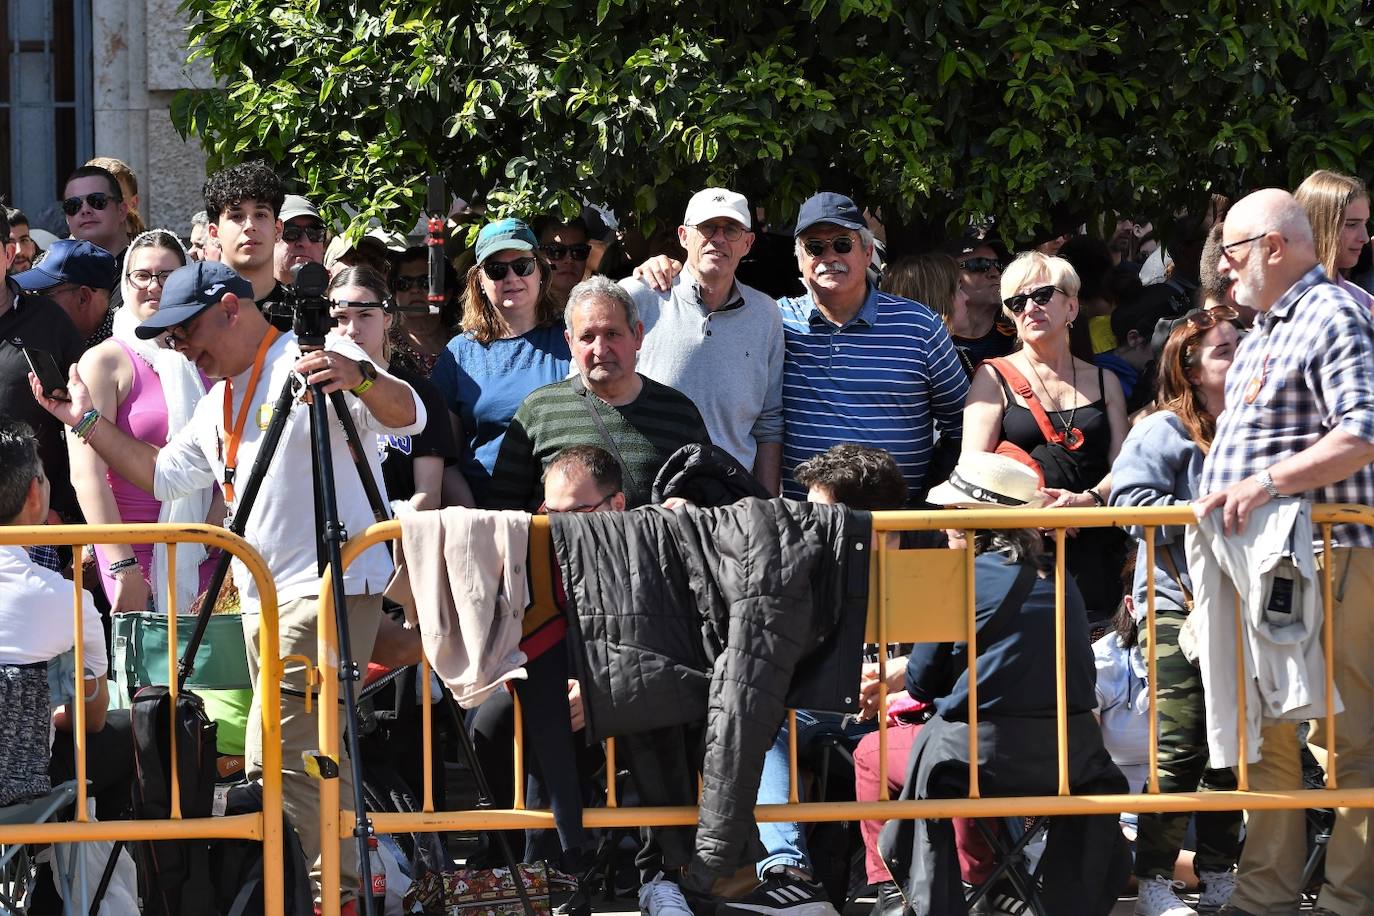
top-left (220, 327), bottom-right (281, 503)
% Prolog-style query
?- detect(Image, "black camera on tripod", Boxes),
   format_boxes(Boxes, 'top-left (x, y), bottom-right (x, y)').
top-left (279, 261), bottom-right (336, 344)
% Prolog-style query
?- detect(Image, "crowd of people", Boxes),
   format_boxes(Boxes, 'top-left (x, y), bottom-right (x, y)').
top-left (0, 154), bottom-right (1372, 916)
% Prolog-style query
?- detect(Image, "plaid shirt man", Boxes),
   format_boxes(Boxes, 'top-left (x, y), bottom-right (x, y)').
top-left (1200, 265), bottom-right (1374, 547)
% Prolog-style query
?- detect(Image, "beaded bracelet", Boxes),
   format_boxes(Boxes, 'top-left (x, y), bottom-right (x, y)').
top-left (107, 557), bottom-right (140, 577)
top-left (71, 408), bottom-right (100, 442)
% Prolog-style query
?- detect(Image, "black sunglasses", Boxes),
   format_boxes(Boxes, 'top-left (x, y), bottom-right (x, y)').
top-left (1003, 285), bottom-right (1065, 313)
top-left (282, 224), bottom-right (326, 244)
top-left (539, 243), bottom-right (592, 262)
top-left (481, 257), bottom-right (538, 281)
top-left (802, 236), bottom-right (856, 257)
top-left (61, 192), bottom-right (120, 216)
top-left (392, 275), bottom-right (428, 292)
top-left (959, 256), bottom-right (1003, 274)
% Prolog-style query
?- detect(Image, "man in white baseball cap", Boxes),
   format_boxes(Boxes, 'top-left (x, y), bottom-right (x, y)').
top-left (621, 188), bottom-right (784, 495)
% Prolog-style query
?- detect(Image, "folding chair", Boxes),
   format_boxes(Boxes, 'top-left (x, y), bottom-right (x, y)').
top-left (965, 816), bottom-right (1050, 916)
top-left (0, 781), bottom-right (81, 913)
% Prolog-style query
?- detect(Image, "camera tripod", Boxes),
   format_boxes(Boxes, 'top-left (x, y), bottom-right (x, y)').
top-left (171, 318), bottom-right (533, 915)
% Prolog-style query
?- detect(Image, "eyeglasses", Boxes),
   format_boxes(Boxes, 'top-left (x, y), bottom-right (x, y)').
top-left (1220, 232), bottom-right (1272, 259)
top-left (539, 243), bottom-right (592, 262)
top-left (392, 275), bottom-right (428, 292)
top-left (959, 256), bottom-right (1003, 274)
top-left (1002, 285), bottom-right (1065, 314)
top-left (61, 192), bottom-right (120, 216)
top-left (693, 223), bottom-right (747, 242)
top-left (538, 493), bottom-right (615, 514)
top-left (481, 257), bottom-right (538, 281)
top-left (162, 309), bottom-right (211, 348)
top-left (802, 236), bottom-right (856, 257)
top-left (126, 269), bottom-right (175, 289)
top-left (282, 224), bottom-right (326, 244)
top-left (1174, 304), bottom-right (1240, 334)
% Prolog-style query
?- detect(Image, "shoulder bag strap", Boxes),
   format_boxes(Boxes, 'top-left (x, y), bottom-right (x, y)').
top-left (570, 376), bottom-right (640, 496)
top-left (989, 358), bottom-right (1063, 447)
top-left (1158, 544), bottom-right (1195, 611)
top-left (974, 561), bottom-right (1040, 655)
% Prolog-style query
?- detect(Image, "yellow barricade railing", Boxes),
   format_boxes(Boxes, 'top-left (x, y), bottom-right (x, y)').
top-left (0, 523), bottom-right (283, 913)
top-left (315, 505), bottom-right (1374, 915)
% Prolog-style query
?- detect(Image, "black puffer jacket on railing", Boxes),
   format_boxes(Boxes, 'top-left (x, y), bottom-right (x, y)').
top-left (550, 497), bottom-right (870, 878)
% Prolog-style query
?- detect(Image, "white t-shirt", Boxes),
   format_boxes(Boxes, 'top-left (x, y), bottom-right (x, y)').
top-left (153, 331), bottom-right (426, 609)
top-left (0, 545), bottom-right (108, 675)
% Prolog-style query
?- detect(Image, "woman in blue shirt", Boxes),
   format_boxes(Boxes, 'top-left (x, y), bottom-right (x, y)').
top-left (431, 219), bottom-right (571, 506)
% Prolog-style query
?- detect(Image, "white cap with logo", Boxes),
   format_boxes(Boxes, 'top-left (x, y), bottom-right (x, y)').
top-left (683, 188), bottom-right (751, 230)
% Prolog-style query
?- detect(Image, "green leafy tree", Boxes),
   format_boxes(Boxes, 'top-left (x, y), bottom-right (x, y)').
top-left (175, 0), bottom-right (1374, 250)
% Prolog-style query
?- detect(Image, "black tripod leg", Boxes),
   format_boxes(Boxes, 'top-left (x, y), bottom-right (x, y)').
top-left (439, 685), bottom-right (537, 916)
top-left (328, 391), bottom-right (390, 524)
top-left (306, 381), bottom-right (379, 916)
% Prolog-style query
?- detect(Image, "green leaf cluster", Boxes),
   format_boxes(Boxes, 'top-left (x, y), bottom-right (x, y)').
top-left (174, 0), bottom-right (1374, 246)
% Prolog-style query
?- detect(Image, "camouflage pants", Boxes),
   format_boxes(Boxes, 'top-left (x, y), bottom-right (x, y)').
top-left (1133, 608), bottom-right (1243, 878)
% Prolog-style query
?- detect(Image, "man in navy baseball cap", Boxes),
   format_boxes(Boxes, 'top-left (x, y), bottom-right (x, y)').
top-left (12, 238), bottom-right (118, 346)
top-left (134, 260), bottom-right (254, 341)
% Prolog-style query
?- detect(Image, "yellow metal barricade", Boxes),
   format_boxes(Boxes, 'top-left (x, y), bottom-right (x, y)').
top-left (0, 523), bottom-right (284, 914)
top-left (314, 505), bottom-right (1374, 914)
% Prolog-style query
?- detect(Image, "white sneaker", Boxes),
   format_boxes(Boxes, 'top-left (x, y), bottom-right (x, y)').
top-left (1135, 875), bottom-right (1197, 916)
top-left (639, 872), bottom-right (694, 916)
top-left (1196, 869), bottom-right (1237, 912)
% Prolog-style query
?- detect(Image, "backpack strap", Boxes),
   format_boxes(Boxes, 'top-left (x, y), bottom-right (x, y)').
top-left (1158, 545), bottom-right (1195, 611)
top-left (989, 358), bottom-right (1064, 447)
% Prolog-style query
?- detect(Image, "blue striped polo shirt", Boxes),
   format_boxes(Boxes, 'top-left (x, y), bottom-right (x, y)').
top-left (778, 286), bottom-right (969, 500)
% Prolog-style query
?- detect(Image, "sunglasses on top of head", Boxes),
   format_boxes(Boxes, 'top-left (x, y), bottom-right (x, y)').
top-left (802, 236), bottom-right (856, 257)
top-left (539, 243), bottom-right (592, 262)
top-left (1002, 284), bottom-right (1065, 314)
top-left (61, 192), bottom-right (120, 216)
top-left (481, 257), bottom-right (538, 281)
top-left (1173, 304), bottom-right (1240, 334)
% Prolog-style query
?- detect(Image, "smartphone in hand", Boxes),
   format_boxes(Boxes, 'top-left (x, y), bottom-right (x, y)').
top-left (22, 346), bottom-right (70, 401)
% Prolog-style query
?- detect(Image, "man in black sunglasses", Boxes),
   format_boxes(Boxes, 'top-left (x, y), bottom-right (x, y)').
top-left (273, 194), bottom-right (327, 286)
top-left (949, 236), bottom-right (1017, 365)
top-left (61, 165), bottom-right (129, 319)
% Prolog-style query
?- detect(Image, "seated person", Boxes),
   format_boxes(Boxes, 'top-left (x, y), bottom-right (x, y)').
top-left (0, 423), bottom-right (118, 814)
top-left (877, 452), bottom-right (1131, 916)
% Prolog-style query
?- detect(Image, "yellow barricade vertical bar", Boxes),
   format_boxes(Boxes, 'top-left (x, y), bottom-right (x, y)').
top-left (259, 578), bottom-right (285, 915)
top-left (72, 543), bottom-right (88, 821)
top-left (877, 534), bottom-right (889, 801)
top-left (606, 738), bottom-right (617, 807)
top-left (318, 586), bottom-right (341, 916)
top-left (1322, 524), bottom-right (1337, 790)
top-left (1144, 530), bottom-right (1159, 795)
top-left (1054, 528), bottom-right (1069, 797)
top-left (1234, 590), bottom-right (1248, 792)
top-left (168, 557), bottom-right (182, 820)
top-left (513, 693), bottom-right (526, 810)
top-left (788, 710), bottom-right (799, 804)
top-left (966, 532), bottom-right (980, 800)
top-left (421, 658), bottom-right (434, 812)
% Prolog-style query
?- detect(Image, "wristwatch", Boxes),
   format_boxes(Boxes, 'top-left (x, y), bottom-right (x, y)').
top-left (1257, 469), bottom-right (1281, 499)
top-left (351, 359), bottom-right (378, 396)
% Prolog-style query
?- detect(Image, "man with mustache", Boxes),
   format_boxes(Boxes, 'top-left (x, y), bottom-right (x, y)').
top-left (486, 275), bottom-right (710, 510)
top-left (778, 192), bottom-right (969, 503)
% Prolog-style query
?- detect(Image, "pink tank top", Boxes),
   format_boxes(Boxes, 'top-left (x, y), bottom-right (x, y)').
top-left (108, 340), bottom-right (168, 524)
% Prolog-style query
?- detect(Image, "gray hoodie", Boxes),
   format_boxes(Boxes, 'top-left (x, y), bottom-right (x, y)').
top-left (1109, 410), bottom-right (1203, 616)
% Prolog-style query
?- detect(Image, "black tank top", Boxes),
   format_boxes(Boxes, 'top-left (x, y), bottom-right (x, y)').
top-left (996, 366), bottom-right (1111, 492)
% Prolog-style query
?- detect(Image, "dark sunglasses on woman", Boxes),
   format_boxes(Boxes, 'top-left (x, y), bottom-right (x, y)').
top-left (481, 257), bottom-right (538, 281)
top-left (61, 192), bottom-right (119, 216)
top-left (802, 236), bottom-right (856, 257)
top-left (1173, 304), bottom-right (1240, 333)
top-left (539, 243), bottom-right (592, 262)
top-left (1003, 284), bottom-right (1065, 314)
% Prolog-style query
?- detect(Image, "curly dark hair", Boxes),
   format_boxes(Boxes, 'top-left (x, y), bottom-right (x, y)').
top-left (793, 444), bottom-right (908, 510)
top-left (202, 160), bottom-right (285, 223)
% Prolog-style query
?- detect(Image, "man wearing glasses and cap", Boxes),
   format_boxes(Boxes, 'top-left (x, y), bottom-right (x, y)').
top-left (948, 235), bottom-right (1017, 365)
top-left (30, 259), bottom-right (424, 913)
top-left (622, 187), bottom-right (784, 495)
top-left (779, 191), bottom-right (969, 503)
top-left (273, 194), bottom-right (327, 286)
top-left (13, 238), bottom-right (118, 351)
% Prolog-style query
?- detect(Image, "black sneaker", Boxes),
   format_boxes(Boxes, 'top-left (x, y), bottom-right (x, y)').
top-left (716, 870), bottom-right (839, 916)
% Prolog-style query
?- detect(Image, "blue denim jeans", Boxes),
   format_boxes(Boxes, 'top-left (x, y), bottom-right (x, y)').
top-left (755, 709), bottom-right (877, 878)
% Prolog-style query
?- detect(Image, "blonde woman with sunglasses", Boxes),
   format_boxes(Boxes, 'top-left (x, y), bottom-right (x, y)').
top-left (962, 251), bottom-right (1130, 622)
